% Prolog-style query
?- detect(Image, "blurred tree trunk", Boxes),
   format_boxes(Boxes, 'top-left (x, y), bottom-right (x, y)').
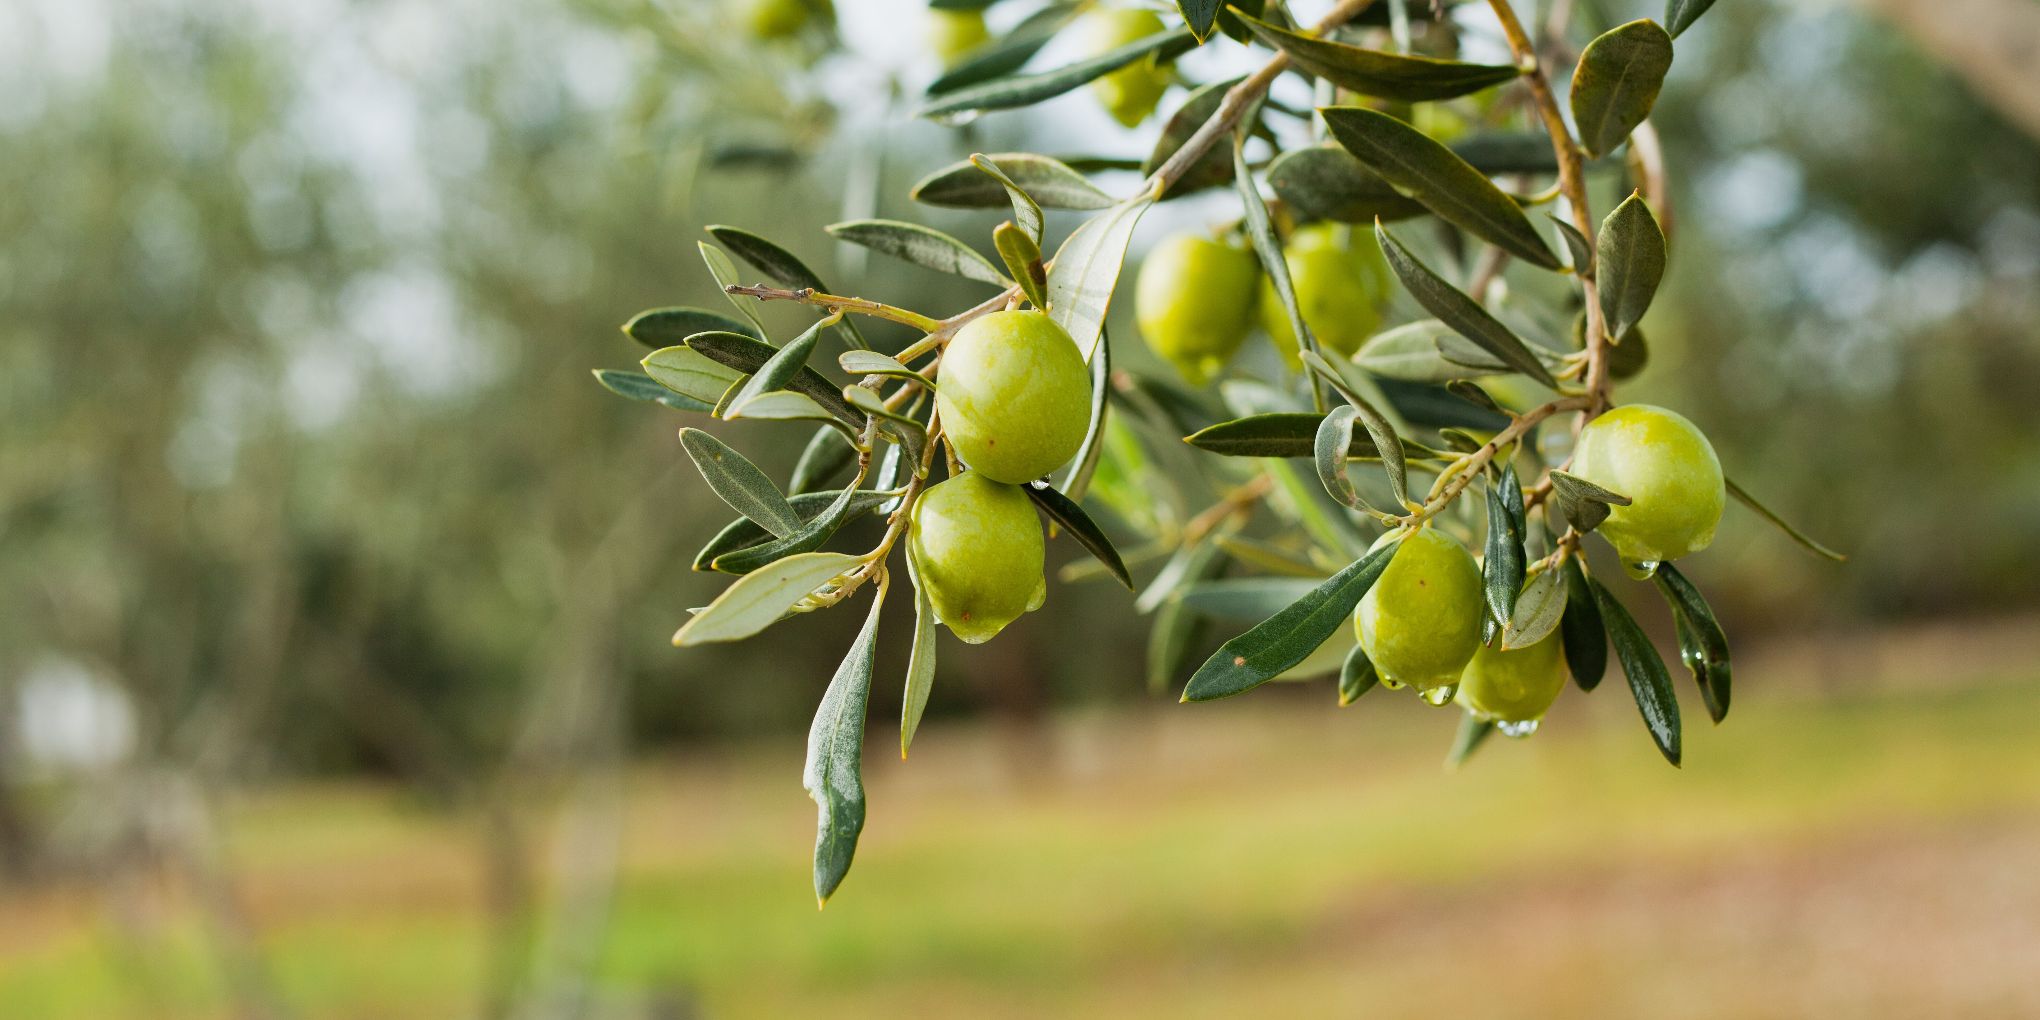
top-left (1858, 0), bottom-right (2040, 139)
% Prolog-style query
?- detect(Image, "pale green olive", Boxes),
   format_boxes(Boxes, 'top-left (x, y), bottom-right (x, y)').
top-left (928, 8), bottom-right (990, 67)
top-left (1135, 231), bottom-right (1260, 386)
top-left (1353, 527), bottom-right (1485, 690)
top-left (1455, 628), bottom-right (1567, 723)
top-left (742, 0), bottom-right (830, 39)
top-left (936, 310), bottom-right (1091, 484)
top-left (1259, 223), bottom-right (1394, 369)
top-left (1570, 404), bottom-right (1725, 565)
top-left (1078, 7), bottom-right (1170, 128)
top-left (908, 472), bottom-right (1046, 644)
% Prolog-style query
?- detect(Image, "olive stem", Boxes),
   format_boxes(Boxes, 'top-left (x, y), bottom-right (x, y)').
top-left (1400, 396), bottom-right (1590, 525)
top-left (722, 283), bottom-right (944, 333)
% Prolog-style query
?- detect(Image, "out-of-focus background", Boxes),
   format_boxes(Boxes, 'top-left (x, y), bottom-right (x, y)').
top-left (4, 0), bottom-right (2040, 1016)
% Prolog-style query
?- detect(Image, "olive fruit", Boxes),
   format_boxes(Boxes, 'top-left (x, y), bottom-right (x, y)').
top-left (1078, 7), bottom-right (1170, 127)
top-left (1455, 629), bottom-right (1567, 723)
top-left (936, 310), bottom-right (1092, 484)
top-left (1134, 232), bottom-right (1260, 386)
top-left (1353, 527), bottom-right (1485, 690)
top-left (741, 0), bottom-right (830, 39)
top-left (1570, 404), bottom-right (1725, 566)
top-left (1259, 223), bottom-right (1394, 369)
top-left (928, 8), bottom-right (990, 67)
top-left (908, 472), bottom-right (1046, 644)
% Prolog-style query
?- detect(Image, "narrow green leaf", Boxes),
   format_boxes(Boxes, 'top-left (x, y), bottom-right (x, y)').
top-left (1178, 578), bottom-right (1327, 621)
top-left (1143, 76), bottom-right (1243, 198)
top-left (1324, 107), bottom-right (1560, 268)
top-left (971, 153), bottom-right (1045, 244)
top-left (723, 392), bottom-right (852, 435)
top-left (685, 331), bottom-right (865, 428)
top-left (1590, 574), bottom-right (1682, 766)
top-left (1046, 193), bottom-right (1153, 361)
top-left (673, 551), bottom-right (866, 646)
top-left (1181, 541), bottom-right (1397, 702)
top-left (707, 224), bottom-right (868, 350)
top-left (1267, 145), bottom-right (1426, 225)
top-left (1551, 469), bottom-right (1631, 534)
top-left (1062, 324), bottom-right (1112, 498)
top-left (1652, 562), bottom-right (1731, 723)
top-left (1502, 566), bottom-right (1567, 651)
top-left (693, 489), bottom-right (892, 573)
top-left (1446, 711), bottom-right (1496, 770)
top-left (901, 545), bottom-right (938, 756)
top-left (805, 581), bottom-right (885, 905)
top-left (1550, 216), bottom-right (1593, 275)
top-left (710, 481), bottom-right (866, 575)
top-left (1185, 412), bottom-right (1382, 459)
top-left (698, 242), bottom-right (768, 335)
top-left (1559, 556), bottom-right (1607, 691)
top-left (925, 5), bottom-right (1076, 96)
top-left (918, 27), bottom-right (1197, 119)
top-left (1597, 193), bottom-right (1667, 341)
top-left (1665, 0), bottom-right (1720, 38)
top-left (1483, 463), bottom-right (1528, 634)
top-left (1338, 644), bottom-right (1379, 706)
top-left (1024, 482), bottom-right (1133, 591)
top-left (622, 306), bottom-right (760, 348)
top-left (1314, 405), bottom-right (1366, 510)
top-left (1148, 592), bottom-right (1206, 696)
top-left (728, 317), bottom-right (829, 413)
top-left (641, 346), bottom-right (745, 406)
top-left (994, 221), bottom-right (1049, 308)
top-left (1175, 0), bottom-right (1221, 41)
top-left (825, 219), bottom-right (1008, 286)
top-left (838, 349), bottom-right (935, 388)
top-left (678, 428), bottom-right (804, 538)
top-left (1303, 349), bottom-right (1409, 506)
top-left (1727, 476), bottom-right (1847, 562)
top-left (1356, 319), bottom-right (1512, 382)
top-left (1375, 223), bottom-right (1560, 387)
top-left (593, 369), bottom-right (712, 413)
top-left (1570, 20), bottom-right (1675, 159)
top-left (841, 387), bottom-right (928, 472)
top-left (910, 152), bottom-right (1115, 211)
top-left (1236, 12), bottom-right (1519, 102)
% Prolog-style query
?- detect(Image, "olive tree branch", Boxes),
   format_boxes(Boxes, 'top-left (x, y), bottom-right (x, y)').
top-left (1399, 395), bottom-right (1590, 524)
top-left (722, 283), bottom-right (944, 333)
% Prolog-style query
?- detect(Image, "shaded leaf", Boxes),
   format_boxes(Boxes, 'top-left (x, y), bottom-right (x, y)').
top-left (1237, 12), bottom-right (1519, 101)
top-left (1143, 76), bottom-right (1244, 197)
top-left (1559, 556), bottom-right (1607, 691)
top-left (1175, 0), bottom-right (1221, 41)
top-left (1181, 541), bottom-right (1398, 702)
top-left (693, 488), bottom-right (892, 573)
top-left (707, 224), bottom-right (867, 350)
top-left (1338, 643), bottom-right (1379, 705)
top-left (1597, 193), bottom-right (1667, 341)
top-left (1727, 476), bottom-right (1847, 562)
top-left (910, 152), bottom-right (1115, 210)
top-left (1176, 578), bottom-right (1326, 621)
top-left (1665, 0), bottom-right (1719, 38)
top-left (1024, 481), bottom-right (1134, 591)
top-left (826, 219), bottom-right (1008, 286)
top-left (686, 331), bottom-right (865, 428)
top-left (1570, 19), bottom-right (1675, 158)
top-left (1062, 324), bottom-right (1113, 498)
top-left (1267, 144), bottom-right (1426, 225)
top-left (1302, 349), bottom-right (1408, 507)
top-left (804, 581), bottom-right (884, 905)
top-left (1550, 215), bottom-right (1592, 275)
top-left (901, 545), bottom-right (938, 756)
top-left (673, 551), bottom-right (866, 646)
top-left (1314, 405), bottom-right (1366, 510)
top-left (1375, 223), bottom-right (1560, 386)
top-left (698, 242), bottom-right (768, 335)
top-left (1324, 107), bottom-right (1560, 268)
top-left (925, 5), bottom-right (1077, 96)
top-left (919, 27), bottom-right (1197, 119)
top-left (971, 153), bottom-right (1046, 243)
top-left (1046, 193), bottom-right (1154, 361)
top-left (593, 369), bottom-right (712, 413)
top-left (622, 306), bottom-right (760, 348)
top-left (1446, 711), bottom-right (1496, 770)
top-left (728, 317), bottom-right (829, 413)
top-left (1590, 574), bottom-right (1682, 766)
top-left (1356, 320), bottom-right (1512, 383)
top-left (710, 481), bottom-right (866, 575)
top-left (1551, 469), bottom-right (1631, 534)
top-left (1653, 562), bottom-right (1731, 723)
top-left (994, 221), bottom-right (1049, 308)
top-left (1502, 566), bottom-right (1567, 651)
top-left (1185, 412), bottom-right (1382, 459)
top-left (789, 426), bottom-right (856, 494)
top-left (1483, 463), bottom-right (1528, 634)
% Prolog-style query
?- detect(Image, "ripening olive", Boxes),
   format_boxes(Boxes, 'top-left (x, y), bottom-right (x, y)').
top-left (928, 8), bottom-right (990, 67)
top-left (936, 310), bottom-right (1092, 484)
top-left (1353, 527), bottom-right (1485, 690)
top-left (742, 0), bottom-right (830, 39)
top-left (1258, 223), bottom-right (1394, 369)
top-left (1078, 7), bottom-right (1170, 128)
top-left (908, 472), bottom-right (1046, 644)
top-left (1455, 628), bottom-right (1567, 723)
top-left (1135, 232), bottom-right (1260, 386)
top-left (1570, 404), bottom-right (1725, 566)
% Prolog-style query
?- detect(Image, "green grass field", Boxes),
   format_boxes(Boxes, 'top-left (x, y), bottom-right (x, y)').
top-left (5, 657), bottom-right (2038, 1019)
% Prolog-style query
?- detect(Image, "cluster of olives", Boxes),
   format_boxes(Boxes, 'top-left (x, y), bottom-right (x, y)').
top-left (1356, 405), bottom-right (1724, 725)
top-left (1135, 223), bottom-right (1392, 385)
top-left (908, 311), bottom-right (1093, 644)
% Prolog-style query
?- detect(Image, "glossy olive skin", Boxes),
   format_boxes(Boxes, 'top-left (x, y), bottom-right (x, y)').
top-left (1259, 223), bottom-right (1394, 368)
top-left (928, 8), bottom-right (990, 67)
top-left (1456, 629), bottom-right (1568, 723)
top-left (742, 0), bottom-right (830, 39)
top-left (936, 310), bottom-right (1092, 484)
top-left (1571, 404), bottom-right (1725, 565)
top-left (1353, 527), bottom-right (1485, 690)
top-left (1079, 7), bottom-right (1170, 127)
top-left (908, 472), bottom-right (1046, 644)
top-left (1135, 232), bottom-right (1260, 386)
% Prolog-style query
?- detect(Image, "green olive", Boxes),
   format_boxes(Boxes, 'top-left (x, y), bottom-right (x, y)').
top-left (1134, 231), bottom-right (1260, 386)
top-left (742, 0), bottom-right (829, 39)
top-left (928, 8), bottom-right (990, 67)
top-left (1078, 7), bottom-right (1170, 127)
top-left (1258, 223), bottom-right (1394, 369)
top-left (1352, 527), bottom-right (1485, 690)
top-left (936, 309), bottom-right (1092, 484)
top-left (1570, 404), bottom-right (1725, 566)
top-left (1455, 628), bottom-right (1567, 723)
top-left (908, 472), bottom-right (1046, 644)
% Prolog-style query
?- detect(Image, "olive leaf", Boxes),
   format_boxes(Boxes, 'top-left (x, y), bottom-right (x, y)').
top-left (1727, 476), bottom-right (1847, 561)
top-left (672, 551), bottom-right (867, 647)
top-left (838, 349), bottom-right (934, 388)
top-left (971, 153), bottom-right (1046, 244)
top-left (1175, 0), bottom-right (1222, 41)
top-left (1589, 574), bottom-right (1682, 766)
top-left (840, 387), bottom-right (928, 472)
top-left (788, 426), bottom-right (856, 495)
top-left (1483, 463), bottom-right (1528, 635)
top-left (1551, 469), bottom-right (1632, 533)
top-left (1236, 133), bottom-right (1326, 401)
top-left (1185, 412), bottom-right (1385, 459)
top-left (1550, 216), bottom-right (1593, 275)
top-left (727, 316), bottom-right (830, 414)
top-left (1355, 320), bottom-right (1511, 383)
top-left (1324, 107), bottom-right (1561, 269)
top-left (1597, 193), bottom-right (1667, 341)
top-left (1559, 556), bottom-right (1607, 691)
top-left (1338, 643), bottom-right (1379, 706)
top-left (1302, 349), bottom-right (1407, 507)
top-left (1652, 562), bottom-right (1731, 723)
top-left (1570, 20), bottom-right (1675, 159)
top-left (910, 152), bottom-right (1114, 211)
top-left (593, 369), bottom-right (713, 413)
top-left (1375, 222), bottom-right (1560, 387)
top-left (825, 219), bottom-right (1009, 286)
top-left (693, 488), bottom-right (893, 573)
top-left (1447, 379), bottom-right (1506, 417)
top-left (1024, 481), bottom-right (1134, 591)
top-left (1046, 193), bottom-right (1154, 362)
top-left (1665, 0), bottom-right (1719, 38)
top-left (919, 27), bottom-right (1197, 120)
top-left (706, 224), bottom-right (868, 350)
top-left (994, 221), bottom-right (1049, 308)
top-left (1314, 405), bottom-right (1368, 511)
top-left (1181, 540), bottom-right (1398, 702)
top-left (1061, 324), bottom-right (1113, 499)
top-left (1176, 578), bottom-right (1327, 621)
top-left (925, 5), bottom-right (1079, 97)
top-left (710, 480), bottom-right (868, 575)
top-left (1502, 566), bottom-right (1566, 650)
top-left (1144, 76), bottom-right (1245, 197)
top-left (1146, 541), bottom-right (1225, 693)
top-left (698, 242), bottom-right (768, 335)
top-left (1446, 711), bottom-right (1496, 771)
top-left (678, 428), bottom-right (804, 538)
top-left (1267, 145), bottom-right (1426, 225)
top-left (1235, 12), bottom-right (1519, 101)
top-left (804, 580), bottom-right (884, 905)
top-left (685, 331), bottom-right (865, 428)
top-left (622, 306), bottom-right (760, 348)
top-left (900, 544), bottom-right (938, 757)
